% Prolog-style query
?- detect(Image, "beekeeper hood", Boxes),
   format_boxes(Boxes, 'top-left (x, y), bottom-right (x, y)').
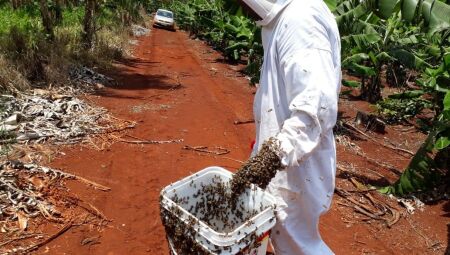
top-left (241, 0), bottom-right (294, 26)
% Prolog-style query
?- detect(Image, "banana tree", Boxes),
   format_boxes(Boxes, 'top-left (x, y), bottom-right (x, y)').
top-left (223, 15), bottom-right (254, 61)
top-left (336, 0), bottom-right (450, 102)
top-left (380, 92), bottom-right (450, 196)
top-left (341, 11), bottom-right (430, 102)
top-left (381, 54), bottom-right (450, 196)
top-left (417, 53), bottom-right (450, 114)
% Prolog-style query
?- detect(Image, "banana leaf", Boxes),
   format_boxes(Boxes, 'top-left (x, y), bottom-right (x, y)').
top-left (376, 51), bottom-right (395, 62)
top-left (427, 0), bottom-right (450, 34)
top-left (388, 90), bottom-right (425, 99)
top-left (236, 29), bottom-right (253, 40)
top-left (335, 0), bottom-right (353, 15)
top-left (342, 80), bottom-right (361, 88)
top-left (225, 41), bottom-right (248, 51)
top-left (422, 0), bottom-right (434, 25)
top-left (377, 0), bottom-right (400, 19)
top-left (445, 91), bottom-right (450, 110)
top-left (224, 23), bottom-right (239, 34)
top-left (341, 33), bottom-right (381, 48)
top-left (402, 0), bottom-right (420, 22)
top-left (389, 48), bottom-right (430, 69)
top-left (336, 3), bottom-right (370, 26)
top-left (396, 34), bottom-right (419, 44)
top-left (435, 136), bottom-right (450, 149)
top-left (324, 0), bottom-right (337, 12)
top-left (425, 45), bottom-right (443, 57)
top-left (349, 63), bottom-right (377, 76)
top-left (342, 53), bottom-right (370, 66)
top-left (444, 52), bottom-right (450, 68)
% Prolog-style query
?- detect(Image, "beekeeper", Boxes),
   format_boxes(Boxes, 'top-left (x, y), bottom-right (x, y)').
top-left (235, 0), bottom-right (341, 254)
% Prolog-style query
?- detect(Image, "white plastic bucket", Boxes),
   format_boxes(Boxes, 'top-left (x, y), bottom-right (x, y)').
top-left (160, 166), bottom-right (277, 255)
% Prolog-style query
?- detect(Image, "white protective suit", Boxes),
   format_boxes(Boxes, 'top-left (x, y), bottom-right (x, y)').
top-left (248, 0), bottom-right (341, 254)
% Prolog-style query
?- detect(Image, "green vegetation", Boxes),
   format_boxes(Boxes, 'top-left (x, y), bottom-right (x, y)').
top-left (381, 59), bottom-right (450, 196)
top-left (328, 0), bottom-right (450, 196)
top-left (0, 0), bottom-right (151, 92)
top-left (331, 0), bottom-right (450, 196)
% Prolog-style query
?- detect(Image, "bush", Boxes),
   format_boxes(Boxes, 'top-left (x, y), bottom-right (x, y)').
top-left (0, 3), bottom-right (135, 91)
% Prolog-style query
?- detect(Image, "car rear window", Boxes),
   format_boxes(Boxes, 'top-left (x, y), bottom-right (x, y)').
top-left (157, 10), bottom-right (173, 18)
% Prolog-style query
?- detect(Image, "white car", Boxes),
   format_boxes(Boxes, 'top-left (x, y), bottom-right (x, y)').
top-left (153, 9), bottom-right (175, 31)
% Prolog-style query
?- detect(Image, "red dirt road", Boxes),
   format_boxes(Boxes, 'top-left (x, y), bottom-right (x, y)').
top-left (42, 28), bottom-right (448, 254)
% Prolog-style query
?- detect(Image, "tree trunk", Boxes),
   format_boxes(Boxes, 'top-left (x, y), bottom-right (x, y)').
top-left (11, 0), bottom-right (19, 9)
top-left (368, 75), bottom-right (381, 103)
top-left (39, 0), bottom-right (54, 40)
top-left (82, 0), bottom-right (96, 50)
top-left (54, 0), bottom-right (63, 25)
top-left (360, 72), bottom-right (381, 103)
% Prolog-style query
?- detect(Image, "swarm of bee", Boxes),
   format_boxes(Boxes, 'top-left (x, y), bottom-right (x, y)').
top-left (160, 139), bottom-right (282, 254)
top-left (160, 176), bottom-right (274, 254)
top-left (230, 138), bottom-right (282, 197)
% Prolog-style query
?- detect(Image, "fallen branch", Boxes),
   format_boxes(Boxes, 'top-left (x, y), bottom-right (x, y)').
top-left (72, 197), bottom-right (109, 221)
top-left (119, 138), bottom-right (184, 145)
top-left (386, 206), bottom-right (400, 228)
top-left (355, 150), bottom-right (402, 176)
top-left (86, 202), bottom-right (108, 221)
top-left (350, 177), bottom-right (373, 192)
top-left (357, 153), bottom-right (400, 174)
top-left (121, 134), bottom-right (183, 145)
top-left (343, 122), bottom-right (414, 156)
top-left (364, 193), bottom-right (379, 207)
top-left (220, 156), bottom-right (244, 164)
top-left (337, 201), bottom-right (381, 220)
top-left (24, 164), bottom-right (111, 191)
top-left (337, 163), bottom-right (386, 182)
top-left (72, 175), bottom-right (111, 191)
top-left (336, 188), bottom-right (383, 218)
top-left (183, 145), bottom-right (230, 155)
top-left (0, 233), bottom-right (43, 248)
top-left (349, 198), bottom-right (381, 217)
top-left (81, 235), bottom-right (101, 246)
top-left (233, 119), bottom-right (254, 125)
top-left (392, 126), bottom-right (416, 132)
top-left (336, 187), bottom-right (401, 227)
top-left (21, 222), bottom-right (73, 254)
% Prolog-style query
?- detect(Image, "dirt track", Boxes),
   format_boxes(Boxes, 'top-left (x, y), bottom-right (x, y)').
top-left (42, 28), bottom-right (449, 254)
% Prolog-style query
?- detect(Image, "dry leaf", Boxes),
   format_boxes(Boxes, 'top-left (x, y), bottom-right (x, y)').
top-left (17, 211), bottom-right (29, 231)
top-left (29, 176), bottom-right (46, 190)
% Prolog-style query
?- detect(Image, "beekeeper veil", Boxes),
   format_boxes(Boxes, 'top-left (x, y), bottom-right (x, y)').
top-left (240, 0), bottom-right (294, 26)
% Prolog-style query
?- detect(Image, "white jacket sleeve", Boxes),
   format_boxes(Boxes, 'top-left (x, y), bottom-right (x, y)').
top-left (275, 48), bottom-right (338, 167)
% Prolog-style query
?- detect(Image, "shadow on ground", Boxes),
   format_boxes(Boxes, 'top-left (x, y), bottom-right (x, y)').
top-left (94, 57), bottom-right (184, 100)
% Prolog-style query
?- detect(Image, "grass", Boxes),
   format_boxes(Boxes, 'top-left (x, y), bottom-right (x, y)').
top-left (0, 6), bottom-right (41, 35)
top-left (0, 4), bottom-right (136, 92)
top-left (0, 55), bottom-right (30, 92)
